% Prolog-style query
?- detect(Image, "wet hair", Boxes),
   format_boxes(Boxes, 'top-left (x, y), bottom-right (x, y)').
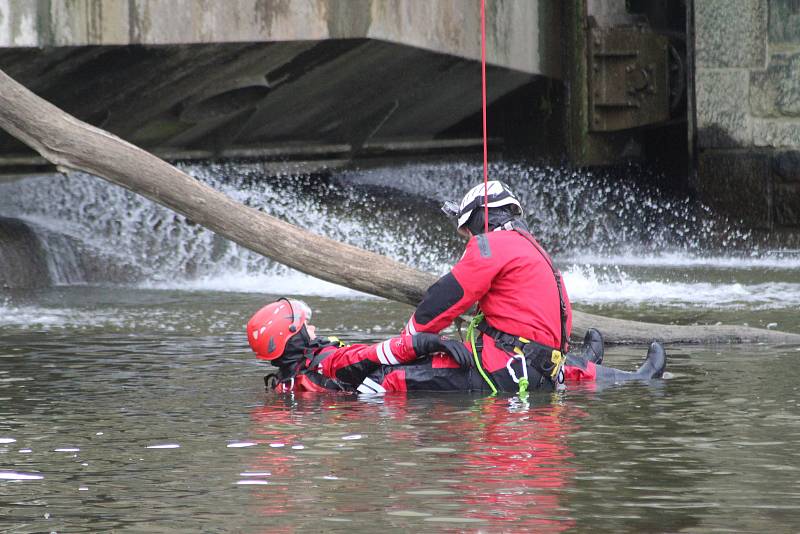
top-left (463, 205), bottom-right (520, 235)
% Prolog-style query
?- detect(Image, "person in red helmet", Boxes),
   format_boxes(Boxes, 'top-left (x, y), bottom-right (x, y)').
top-left (405, 180), bottom-right (666, 393)
top-left (246, 298), bottom-right (478, 393)
top-left (246, 298), bottom-right (665, 395)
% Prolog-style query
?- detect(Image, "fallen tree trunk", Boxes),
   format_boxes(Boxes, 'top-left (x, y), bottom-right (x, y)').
top-left (0, 69), bottom-right (797, 345)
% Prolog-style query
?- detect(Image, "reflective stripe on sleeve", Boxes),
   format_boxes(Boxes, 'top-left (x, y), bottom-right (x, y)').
top-left (406, 318), bottom-right (417, 335)
top-left (381, 340), bottom-right (400, 365)
top-left (376, 340), bottom-right (400, 365)
top-left (375, 343), bottom-right (390, 365)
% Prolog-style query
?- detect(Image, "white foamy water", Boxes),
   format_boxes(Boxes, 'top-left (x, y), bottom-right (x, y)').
top-left (0, 161), bottom-right (797, 320)
top-left (0, 471), bottom-right (44, 481)
top-left (0, 303), bottom-right (90, 328)
top-left (565, 252), bottom-right (800, 270)
top-left (0, 298), bottom-right (141, 330)
top-left (142, 271), bottom-right (368, 298)
top-left (564, 265), bottom-right (800, 309)
top-left (0, 166), bottom-right (453, 288)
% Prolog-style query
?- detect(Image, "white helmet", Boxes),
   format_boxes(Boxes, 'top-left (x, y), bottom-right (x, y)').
top-left (454, 180), bottom-right (523, 229)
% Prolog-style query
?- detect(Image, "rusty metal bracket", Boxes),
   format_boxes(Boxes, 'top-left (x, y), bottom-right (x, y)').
top-left (588, 27), bottom-right (670, 132)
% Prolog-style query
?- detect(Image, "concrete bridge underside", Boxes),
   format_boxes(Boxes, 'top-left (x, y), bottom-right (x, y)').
top-left (0, 0), bottom-right (563, 169)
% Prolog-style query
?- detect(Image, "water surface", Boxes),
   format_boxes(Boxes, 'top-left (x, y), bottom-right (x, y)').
top-left (2, 289), bottom-right (800, 532)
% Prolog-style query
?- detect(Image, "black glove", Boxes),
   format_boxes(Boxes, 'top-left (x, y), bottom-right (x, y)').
top-left (440, 339), bottom-right (475, 368)
top-left (412, 333), bottom-right (474, 368)
top-left (411, 333), bottom-right (445, 357)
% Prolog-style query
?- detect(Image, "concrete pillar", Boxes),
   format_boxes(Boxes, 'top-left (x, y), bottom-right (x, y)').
top-left (694, 0), bottom-right (800, 230)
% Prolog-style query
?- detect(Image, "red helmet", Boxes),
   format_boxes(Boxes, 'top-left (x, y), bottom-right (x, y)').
top-left (247, 299), bottom-right (312, 361)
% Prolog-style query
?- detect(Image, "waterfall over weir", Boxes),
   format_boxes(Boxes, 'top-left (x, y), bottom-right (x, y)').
top-left (0, 160), bottom-right (799, 313)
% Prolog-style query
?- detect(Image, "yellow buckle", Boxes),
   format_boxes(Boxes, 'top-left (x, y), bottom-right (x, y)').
top-left (513, 337), bottom-right (530, 356)
top-left (550, 350), bottom-right (564, 378)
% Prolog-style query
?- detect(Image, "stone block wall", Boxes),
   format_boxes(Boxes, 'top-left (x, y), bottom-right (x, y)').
top-left (694, 0), bottom-right (800, 229)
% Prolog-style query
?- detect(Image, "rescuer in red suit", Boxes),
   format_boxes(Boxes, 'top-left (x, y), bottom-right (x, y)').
top-left (403, 180), bottom-right (666, 392)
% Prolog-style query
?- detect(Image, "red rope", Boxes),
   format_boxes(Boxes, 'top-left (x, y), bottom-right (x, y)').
top-left (481, 0), bottom-right (489, 233)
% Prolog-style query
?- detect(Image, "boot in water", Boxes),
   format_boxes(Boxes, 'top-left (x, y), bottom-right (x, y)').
top-left (563, 328), bottom-right (605, 381)
top-left (593, 342), bottom-right (667, 384)
top-left (566, 327), bottom-right (604, 367)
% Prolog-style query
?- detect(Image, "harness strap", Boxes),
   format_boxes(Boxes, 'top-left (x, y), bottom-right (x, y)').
top-left (510, 222), bottom-right (569, 357)
top-left (476, 319), bottom-right (565, 385)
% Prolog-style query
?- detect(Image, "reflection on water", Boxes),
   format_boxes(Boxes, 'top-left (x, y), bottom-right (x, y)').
top-left (2, 289), bottom-right (800, 531)
top-left (247, 394), bottom-right (578, 530)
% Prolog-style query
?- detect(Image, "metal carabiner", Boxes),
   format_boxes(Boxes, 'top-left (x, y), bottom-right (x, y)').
top-left (505, 353), bottom-right (528, 383)
top-left (506, 353), bottom-right (530, 396)
top-left (506, 354), bottom-right (528, 384)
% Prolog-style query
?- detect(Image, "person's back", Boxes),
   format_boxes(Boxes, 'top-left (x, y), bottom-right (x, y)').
top-left (454, 229), bottom-right (572, 350)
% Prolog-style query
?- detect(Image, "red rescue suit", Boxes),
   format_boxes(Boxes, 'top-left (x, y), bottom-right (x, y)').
top-left (404, 229), bottom-right (574, 391)
top-left (270, 336), bottom-right (487, 394)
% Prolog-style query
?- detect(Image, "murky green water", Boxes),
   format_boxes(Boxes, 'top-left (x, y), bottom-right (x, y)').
top-left (2, 288), bottom-right (800, 532)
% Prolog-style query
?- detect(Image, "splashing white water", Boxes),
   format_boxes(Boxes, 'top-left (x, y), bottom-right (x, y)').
top-left (564, 252), bottom-right (800, 270)
top-left (563, 264), bottom-right (800, 309)
top-left (0, 160), bottom-right (796, 313)
top-left (141, 271), bottom-right (369, 297)
top-left (0, 164), bottom-right (454, 287)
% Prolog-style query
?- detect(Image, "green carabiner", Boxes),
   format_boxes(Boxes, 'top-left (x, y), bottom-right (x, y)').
top-left (518, 377), bottom-right (529, 396)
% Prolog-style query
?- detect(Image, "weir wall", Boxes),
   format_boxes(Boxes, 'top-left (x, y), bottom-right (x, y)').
top-left (694, 0), bottom-right (800, 231)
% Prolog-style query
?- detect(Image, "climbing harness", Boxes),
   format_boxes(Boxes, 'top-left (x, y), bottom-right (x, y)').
top-left (476, 319), bottom-right (565, 388)
top-left (306, 336), bottom-right (346, 368)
